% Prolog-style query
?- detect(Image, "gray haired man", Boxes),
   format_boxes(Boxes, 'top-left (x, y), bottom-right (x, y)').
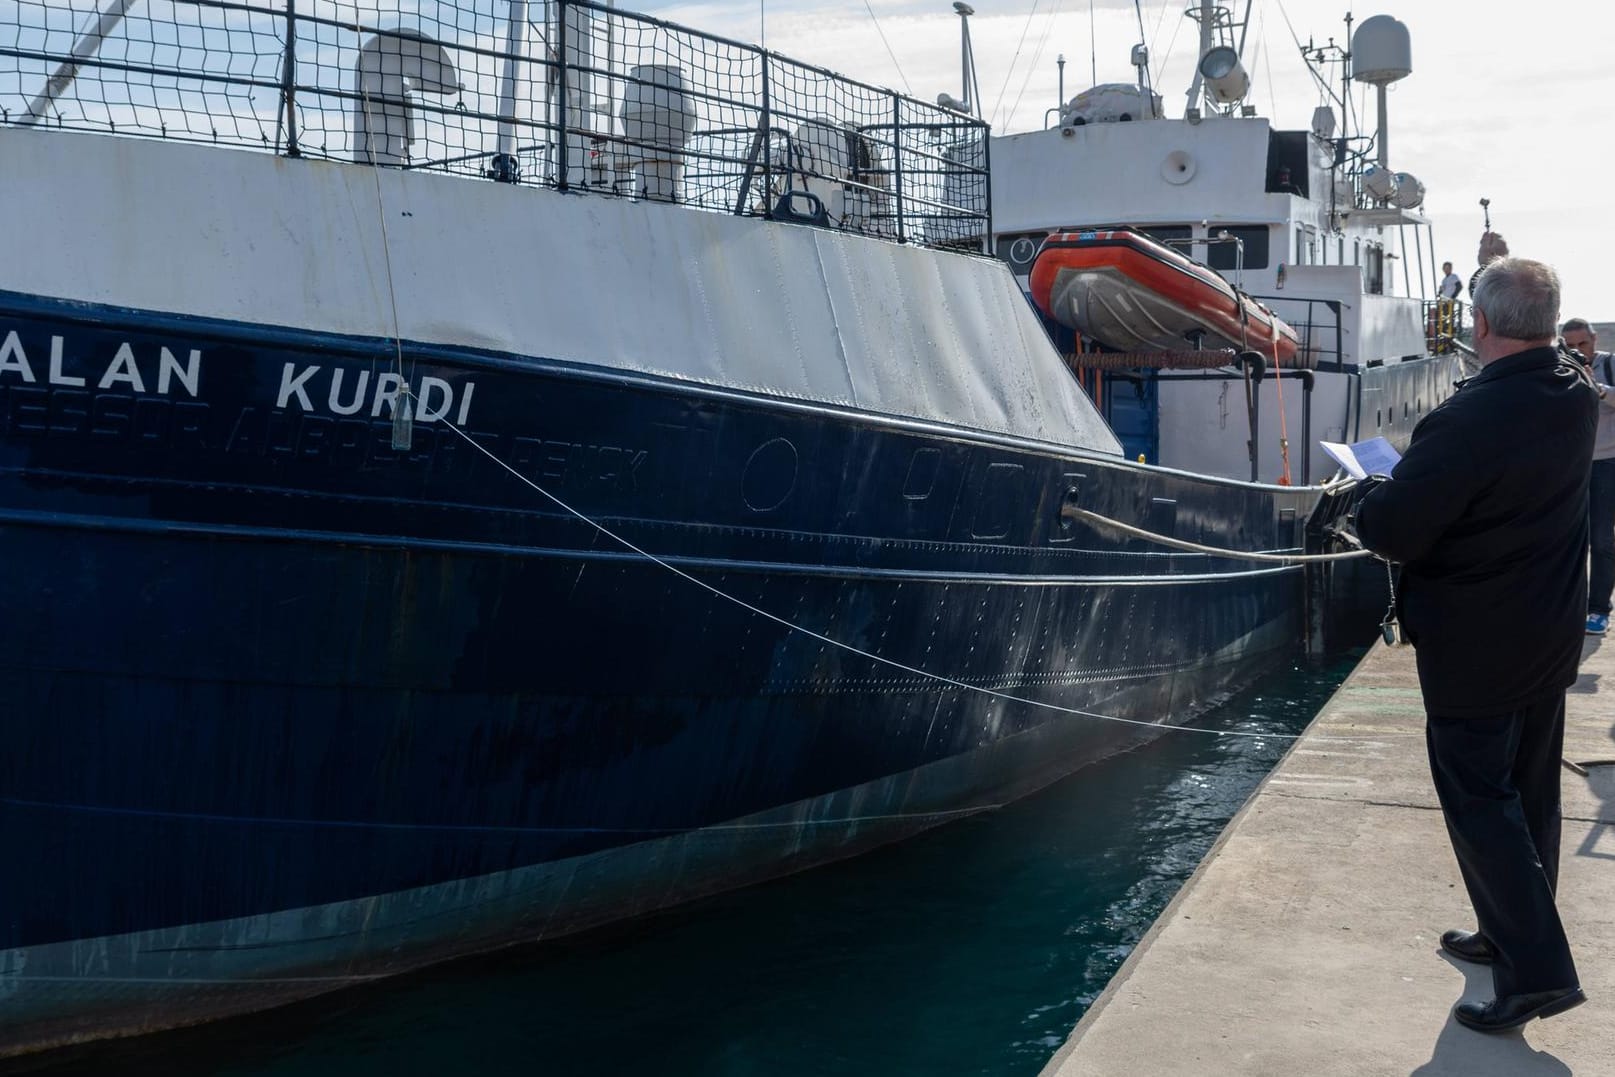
top-left (1356, 258), bottom-right (1593, 1033)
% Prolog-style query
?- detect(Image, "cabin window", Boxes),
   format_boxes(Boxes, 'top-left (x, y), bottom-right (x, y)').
top-left (1353, 239), bottom-right (1361, 265)
top-left (1296, 227), bottom-right (1307, 264)
top-left (1264, 131), bottom-right (1311, 197)
top-left (1206, 225), bottom-right (1268, 271)
top-left (1366, 244), bottom-right (1385, 295)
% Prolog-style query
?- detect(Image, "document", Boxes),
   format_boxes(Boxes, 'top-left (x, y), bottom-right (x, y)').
top-left (1320, 436), bottom-right (1402, 480)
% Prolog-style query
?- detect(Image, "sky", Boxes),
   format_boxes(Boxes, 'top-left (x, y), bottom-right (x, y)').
top-left (646, 0), bottom-right (1615, 321)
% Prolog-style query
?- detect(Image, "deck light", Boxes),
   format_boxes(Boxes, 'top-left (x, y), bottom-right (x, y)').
top-left (1197, 46), bottom-right (1249, 105)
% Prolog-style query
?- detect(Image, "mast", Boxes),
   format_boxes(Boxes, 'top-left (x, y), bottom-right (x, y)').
top-left (1183, 0), bottom-right (1213, 118)
top-left (957, 2), bottom-right (973, 116)
top-left (938, 3), bottom-right (978, 117)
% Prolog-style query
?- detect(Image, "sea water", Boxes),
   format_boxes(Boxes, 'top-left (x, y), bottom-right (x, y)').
top-left (31, 653), bottom-right (1359, 1077)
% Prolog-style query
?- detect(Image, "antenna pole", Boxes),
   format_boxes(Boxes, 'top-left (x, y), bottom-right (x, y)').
top-left (952, 2), bottom-right (977, 117)
top-left (1341, 12), bottom-right (1353, 144)
top-left (1375, 83), bottom-right (1388, 168)
top-left (949, 7), bottom-right (962, 109)
top-left (1183, 0), bottom-right (1214, 117)
top-left (1057, 53), bottom-right (1065, 109)
top-left (1089, 0), bottom-right (1097, 85)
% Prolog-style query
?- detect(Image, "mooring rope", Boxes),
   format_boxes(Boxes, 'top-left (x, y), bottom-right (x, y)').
top-left (1071, 507), bottom-right (1373, 563)
top-left (433, 416), bottom-right (1372, 743)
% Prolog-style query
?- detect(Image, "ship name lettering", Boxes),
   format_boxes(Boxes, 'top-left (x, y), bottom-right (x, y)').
top-left (1, 384), bottom-right (210, 447)
top-left (0, 331), bottom-right (201, 397)
top-left (275, 363), bottom-right (475, 425)
top-left (509, 436), bottom-right (647, 492)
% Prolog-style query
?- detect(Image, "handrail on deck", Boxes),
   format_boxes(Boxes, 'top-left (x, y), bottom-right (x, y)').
top-left (1424, 298), bottom-right (1467, 356)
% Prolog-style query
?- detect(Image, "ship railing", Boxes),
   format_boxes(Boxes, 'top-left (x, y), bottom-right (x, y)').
top-left (1423, 298), bottom-right (1467, 356)
top-left (1248, 295), bottom-right (1346, 373)
top-left (0, 0), bottom-right (991, 252)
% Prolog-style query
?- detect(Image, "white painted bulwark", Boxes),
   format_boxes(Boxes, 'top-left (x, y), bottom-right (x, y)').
top-left (992, 117), bottom-right (1283, 233)
top-left (0, 127), bottom-right (1120, 455)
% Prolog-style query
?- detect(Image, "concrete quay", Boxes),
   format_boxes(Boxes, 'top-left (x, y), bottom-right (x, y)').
top-left (1041, 638), bottom-right (1615, 1077)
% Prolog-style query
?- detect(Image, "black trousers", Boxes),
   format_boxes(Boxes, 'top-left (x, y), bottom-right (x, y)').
top-left (1426, 695), bottom-right (1577, 997)
top-left (1588, 458), bottom-right (1615, 615)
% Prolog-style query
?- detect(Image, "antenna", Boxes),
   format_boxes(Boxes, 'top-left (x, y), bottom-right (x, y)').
top-left (1089, 0), bottom-right (1097, 86)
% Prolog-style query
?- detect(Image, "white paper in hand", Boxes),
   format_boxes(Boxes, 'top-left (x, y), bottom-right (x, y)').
top-left (1351, 436), bottom-right (1402, 477)
top-left (1320, 436), bottom-right (1402, 480)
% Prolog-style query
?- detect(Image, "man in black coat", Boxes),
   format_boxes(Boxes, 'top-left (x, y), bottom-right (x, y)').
top-left (1355, 257), bottom-right (1595, 1033)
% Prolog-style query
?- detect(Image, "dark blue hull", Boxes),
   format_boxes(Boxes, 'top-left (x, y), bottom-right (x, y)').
top-left (0, 291), bottom-right (1314, 1052)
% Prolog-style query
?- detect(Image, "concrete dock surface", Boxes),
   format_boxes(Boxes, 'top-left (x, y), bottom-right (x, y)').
top-left (1040, 638), bottom-right (1615, 1077)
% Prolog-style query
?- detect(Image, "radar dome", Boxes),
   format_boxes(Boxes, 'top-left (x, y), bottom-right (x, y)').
top-left (1353, 15), bottom-right (1411, 85)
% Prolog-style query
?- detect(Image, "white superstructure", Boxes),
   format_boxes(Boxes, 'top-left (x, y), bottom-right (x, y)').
top-left (985, 6), bottom-right (1460, 483)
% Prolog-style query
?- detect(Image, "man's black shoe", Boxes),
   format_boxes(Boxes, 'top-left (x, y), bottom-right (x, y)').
top-left (1439, 929), bottom-right (1498, 965)
top-left (1454, 987), bottom-right (1585, 1033)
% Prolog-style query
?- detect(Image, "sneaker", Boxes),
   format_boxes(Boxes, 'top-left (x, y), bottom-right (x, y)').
top-left (1588, 613), bottom-right (1609, 636)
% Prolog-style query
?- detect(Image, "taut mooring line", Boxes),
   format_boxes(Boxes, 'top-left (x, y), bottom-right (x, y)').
top-left (436, 416), bottom-right (1370, 743)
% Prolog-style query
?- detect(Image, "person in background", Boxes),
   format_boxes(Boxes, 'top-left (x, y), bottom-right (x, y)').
top-left (1562, 318), bottom-right (1615, 635)
top-left (1429, 262), bottom-right (1468, 359)
top-left (1439, 261), bottom-right (1463, 301)
top-left (1355, 258), bottom-right (1593, 1034)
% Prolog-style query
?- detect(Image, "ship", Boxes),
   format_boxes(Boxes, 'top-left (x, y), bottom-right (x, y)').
top-left (0, 0), bottom-right (1354, 1054)
top-left (977, 2), bottom-right (1462, 485)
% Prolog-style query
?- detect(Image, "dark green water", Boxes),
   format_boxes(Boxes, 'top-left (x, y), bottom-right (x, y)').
top-left (25, 653), bottom-right (1359, 1077)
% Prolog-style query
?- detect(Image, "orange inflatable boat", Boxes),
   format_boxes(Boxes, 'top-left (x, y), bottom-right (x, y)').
top-left (1029, 229), bottom-right (1303, 367)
